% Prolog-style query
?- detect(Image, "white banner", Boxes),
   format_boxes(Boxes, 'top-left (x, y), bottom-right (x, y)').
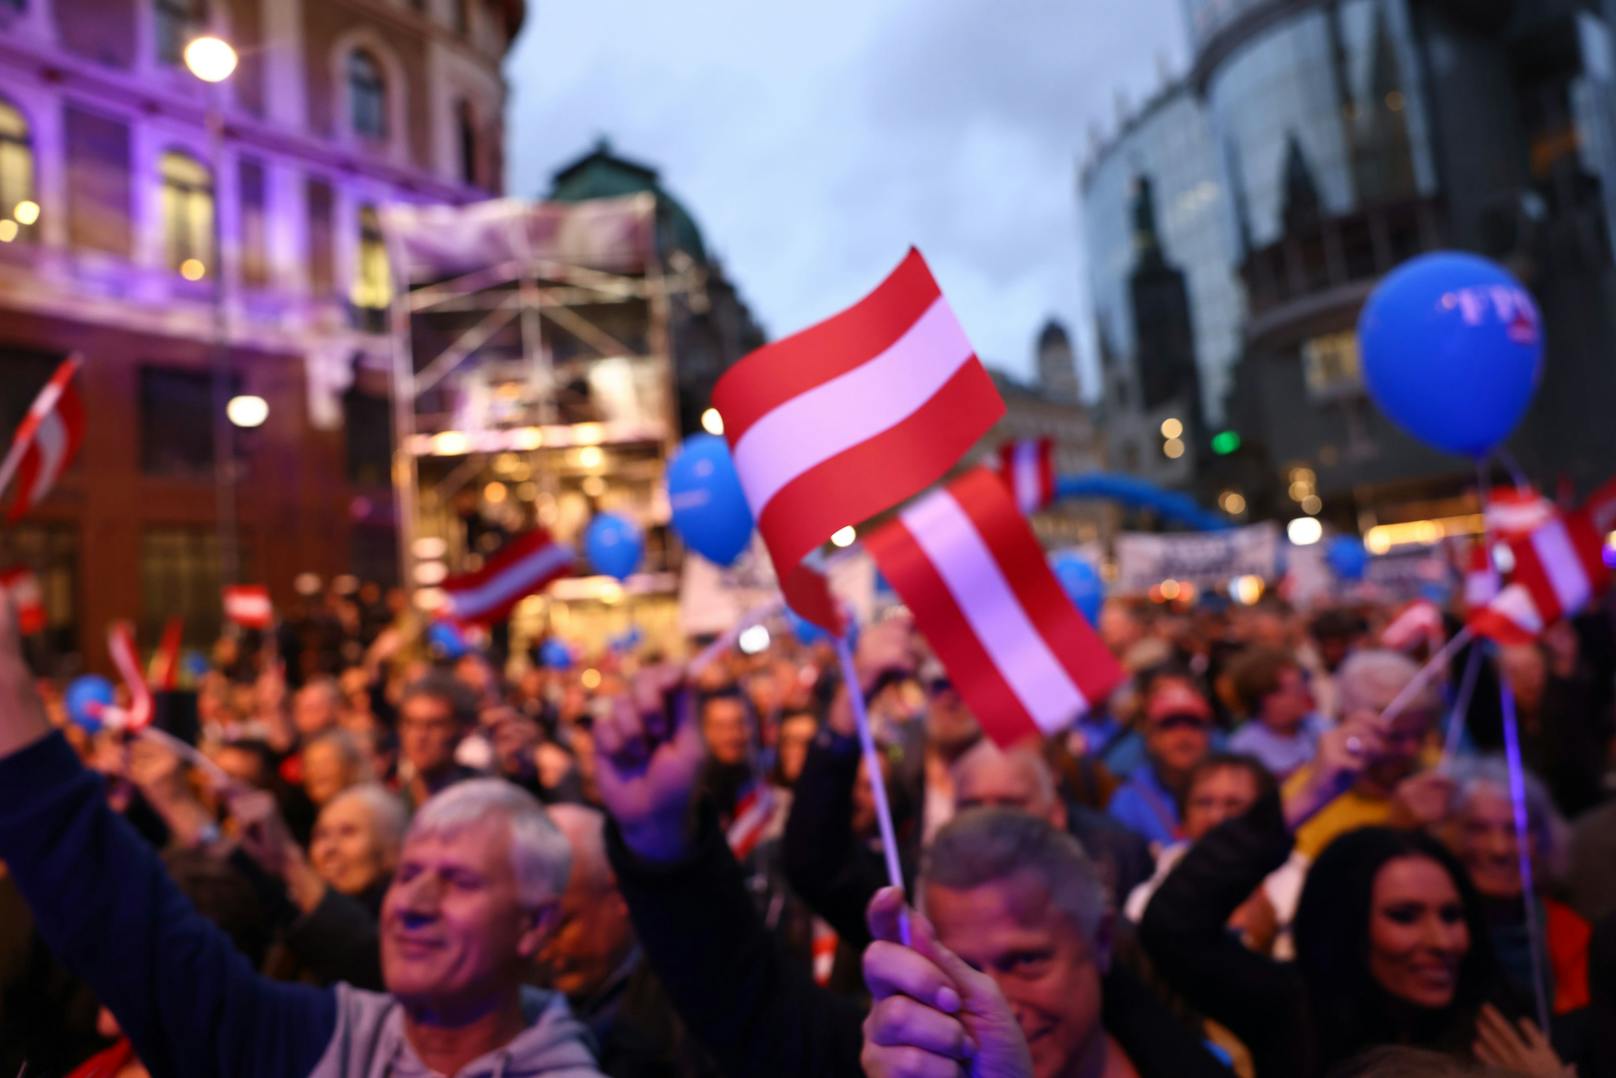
top-left (1114, 523), bottom-right (1281, 592)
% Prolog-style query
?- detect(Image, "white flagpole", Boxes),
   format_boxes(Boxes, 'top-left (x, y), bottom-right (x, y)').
top-left (833, 634), bottom-right (907, 899)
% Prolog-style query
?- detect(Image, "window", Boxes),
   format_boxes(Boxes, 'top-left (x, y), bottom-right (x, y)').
top-left (307, 178), bottom-right (335, 295)
top-left (66, 106), bottom-right (132, 256)
top-left (1301, 331), bottom-right (1364, 401)
top-left (140, 366), bottom-right (215, 476)
top-left (348, 49), bottom-right (387, 140)
top-left (0, 99), bottom-right (35, 243)
top-left (238, 156), bottom-right (269, 287)
top-left (140, 527), bottom-right (222, 645)
top-left (155, 0), bottom-right (204, 67)
top-left (350, 204), bottom-right (391, 330)
top-left (159, 150), bottom-right (213, 277)
top-left (457, 100), bottom-right (479, 186)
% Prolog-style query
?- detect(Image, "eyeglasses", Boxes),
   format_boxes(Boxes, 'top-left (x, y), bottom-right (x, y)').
top-left (1153, 713), bottom-right (1211, 732)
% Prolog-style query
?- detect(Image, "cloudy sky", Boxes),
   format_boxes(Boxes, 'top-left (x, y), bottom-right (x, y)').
top-left (504, 3), bottom-right (1186, 392)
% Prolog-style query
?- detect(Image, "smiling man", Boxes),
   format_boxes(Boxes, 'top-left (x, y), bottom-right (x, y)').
top-left (0, 606), bottom-right (603, 1077)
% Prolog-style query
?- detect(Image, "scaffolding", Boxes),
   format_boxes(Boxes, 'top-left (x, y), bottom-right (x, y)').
top-left (381, 194), bottom-right (707, 647)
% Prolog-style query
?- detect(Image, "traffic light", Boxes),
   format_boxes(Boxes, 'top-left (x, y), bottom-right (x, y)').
top-left (1211, 430), bottom-right (1242, 455)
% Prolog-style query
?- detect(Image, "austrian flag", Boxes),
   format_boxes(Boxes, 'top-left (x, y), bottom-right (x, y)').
top-left (997, 438), bottom-right (1056, 515)
top-left (0, 354), bottom-right (84, 523)
top-left (441, 527), bottom-right (573, 627)
top-left (866, 467), bottom-right (1125, 748)
top-left (1469, 506), bottom-right (1609, 643)
top-left (713, 250), bottom-right (1004, 629)
top-left (223, 585), bottom-right (275, 629)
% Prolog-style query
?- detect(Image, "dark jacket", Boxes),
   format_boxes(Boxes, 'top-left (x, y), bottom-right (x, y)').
top-left (0, 732), bottom-right (601, 1077)
top-left (610, 799), bottom-right (1229, 1078)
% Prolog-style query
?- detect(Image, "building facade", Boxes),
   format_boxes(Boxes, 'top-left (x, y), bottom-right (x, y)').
top-left (1087, 0), bottom-right (1616, 539)
top-left (0, 0), bottom-right (521, 668)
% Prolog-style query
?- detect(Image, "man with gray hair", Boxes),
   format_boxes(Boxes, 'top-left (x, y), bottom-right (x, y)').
top-left (0, 599), bottom-right (604, 1077)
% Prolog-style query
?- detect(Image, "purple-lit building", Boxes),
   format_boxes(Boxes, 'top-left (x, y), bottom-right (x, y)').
top-left (0, 0), bottom-right (522, 669)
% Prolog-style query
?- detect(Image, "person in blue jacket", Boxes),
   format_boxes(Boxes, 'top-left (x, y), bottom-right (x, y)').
top-left (0, 604), bottom-right (604, 1078)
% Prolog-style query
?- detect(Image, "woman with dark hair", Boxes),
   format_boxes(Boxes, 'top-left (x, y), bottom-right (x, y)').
top-left (1140, 715), bottom-right (1569, 1076)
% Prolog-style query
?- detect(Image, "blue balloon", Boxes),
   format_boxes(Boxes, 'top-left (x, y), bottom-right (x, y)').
top-left (1358, 252), bottom-right (1543, 457)
top-left (427, 621), bottom-right (471, 660)
top-left (539, 639), bottom-right (574, 670)
top-left (584, 513), bottom-right (644, 581)
top-left (609, 626), bottom-right (645, 653)
top-left (1325, 536), bottom-right (1370, 582)
top-left (667, 434), bottom-right (754, 566)
top-left (1051, 553), bottom-right (1105, 626)
top-left (66, 675), bottom-right (116, 733)
top-left (181, 650), bottom-right (210, 680)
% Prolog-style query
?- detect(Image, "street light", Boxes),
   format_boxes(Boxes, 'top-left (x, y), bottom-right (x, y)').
top-left (226, 394), bottom-right (268, 428)
top-left (183, 35), bottom-right (238, 83)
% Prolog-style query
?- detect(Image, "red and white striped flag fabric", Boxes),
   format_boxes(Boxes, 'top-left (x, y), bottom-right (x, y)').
top-left (997, 438), bottom-right (1055, 515)
top-left (1485, 485), bottom-right (1555, 538)
top-left (811, 919), bottom-right (839, 987)
top-left (0, 355), bottom-right (84, 523)
top-left (150, 615), bottom-right (184, 690)
top-left (107, 622), bottom-right (154, 731)
top-left (1503, 508), bottom-right (1608, 627)
top-left (1381, 599), bottom-right (1445, 652)
top-left (0, 567), bottom-right (45, 635)
top-left (1469, 584), bottom-right (1544, 646)
top-left (1462, 540), bottom-right (1500, 614)
top-left (441, 527), bottom-right (573, 627)
top-left (865, 467), bottom-right (1126, 748)
top-left (713, 250), bottom-right (1004, 630)
top-left (223, 585), bottom-right (275, 629)
top-left (725, 778), bottom-right (775, 861)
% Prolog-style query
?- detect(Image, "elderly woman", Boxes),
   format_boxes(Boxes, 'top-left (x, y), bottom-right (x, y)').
top-left (308, 782), bottom-right (407, 912)
top-left (1442, 756), bottom-right (1590, 1016)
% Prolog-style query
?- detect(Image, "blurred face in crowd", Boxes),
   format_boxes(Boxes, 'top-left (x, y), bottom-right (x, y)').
top-left (925, 873), bottom-right (1106, 1078)
top-left (491, 711), bottom-right (541, 781)
top-left (1365, 708), bottom-right (1435, 794)
top-left (454, 654), bottom-right (498, 707)
top-left (953, 746), bottom-right (1066, 830)
top-left (381, 817), bottom-right (553, 1018)
top-left (311, 793), bottom-right (398, 896)
top-left (1144, 680), bottom-right (1213, 782)
top-left (293, 681), bottom-right (343, 741)
top-left (1258, 665), bottom-right (1312, 734)
top-left (924, 677), bottom-right (981, 759)
top-left (701, 696), bottom-right (751, 767)
top-left (1247, 610), bottom-right (1290, 649)
top-left (1498, 645), bottom-right (1547, 714)
top-left (1098, 604), bottom-right (1143, 656)
top-left (538, 807), bottom-right (634, 1001)
top-left (852, 754), bottom-right (891, 838)
top-left (1452, 784), bottom-right (1528, 899)
top-left (1365, 856), bottom-right (1470, 1009)
top-left (1182, 765), bottom-right (1261, 841)
top-left (302, 738), bottom-right (360, 807)
top-left (213, 745), bottom-right (273, 790)
top-left (1315, 634), bottom-right (1354, 674)
top-left (776, 712), bottom-right (818, 786)
top-left (400, 694), bottom-right (462, 779)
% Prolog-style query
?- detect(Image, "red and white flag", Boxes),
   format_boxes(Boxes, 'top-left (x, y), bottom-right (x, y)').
top-left (812, 919), bottom-right (839, 987)
top-left (1469, 507), bottom-right (1609, 643)
top-left (107, 621), bottom-right (154, 731)
top-left (0, 567), bottom-right (45, 635)
top-left (150, 615), bottom-right (184, 690)
top-left (441, 527), bottom-right (573, 627)
top-left (1469, 584), bottom-right (1545, 646)
top-left (1485, 485), bottom-right (1556, 538)
top-left (223, 585), bottom-right (275, 629)
top-left (0, 355), bottom-right (84, 523)
top-left (713, 250), bottom-right (1004, 630)
top-left (1380, 599), bottom-right (1445, 652)
top-left (1462, 540), bottom-right (1500, 614)
top-left (997, 438), bottom-right (1056, 515)
top-left (865, 467), bottom-right (1125, 748)
top-left (725, 778), bottom-right (775, 862)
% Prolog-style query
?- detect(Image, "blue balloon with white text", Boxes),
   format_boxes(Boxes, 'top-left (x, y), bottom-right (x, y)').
top-left (667, 434), bottom-right (754, 566)
top-left (585, 513), bottom-right (644, 581)
top-left (1051, 553), bottom-right (1105, 627)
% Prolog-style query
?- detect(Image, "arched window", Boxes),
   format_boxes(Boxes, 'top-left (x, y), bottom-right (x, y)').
top-left (155, 0), bottom-right (205, 67)
top-left (159, 150), bottom-right (213, 277)
top-left (351, 204), bottom-right (392, 324)
top-left (348, 49), bottom-right (387, 140)
top-left (457, 100), bottom-right (478, 186)
top-left (0, 100), bottom-right (37, 243)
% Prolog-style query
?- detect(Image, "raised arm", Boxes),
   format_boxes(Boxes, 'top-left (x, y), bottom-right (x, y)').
top-left (0, 606), bottom-right (335, 1078)
top-left (595, 666), bottom-right (865, 1078)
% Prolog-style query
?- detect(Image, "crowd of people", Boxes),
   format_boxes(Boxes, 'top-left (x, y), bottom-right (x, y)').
top-left (1, 576), bottom-right (1615, 1077)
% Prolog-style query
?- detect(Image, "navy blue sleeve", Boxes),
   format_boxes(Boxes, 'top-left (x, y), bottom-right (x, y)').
top-left (0, 733), bottom-right (337, 1078)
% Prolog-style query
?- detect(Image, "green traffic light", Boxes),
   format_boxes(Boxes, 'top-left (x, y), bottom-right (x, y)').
top-left (1211, 430), bottom-right (1242, 455)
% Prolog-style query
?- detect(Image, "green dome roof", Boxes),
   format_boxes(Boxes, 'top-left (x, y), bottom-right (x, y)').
top-left (549, 138), bottom-right (708, 263)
